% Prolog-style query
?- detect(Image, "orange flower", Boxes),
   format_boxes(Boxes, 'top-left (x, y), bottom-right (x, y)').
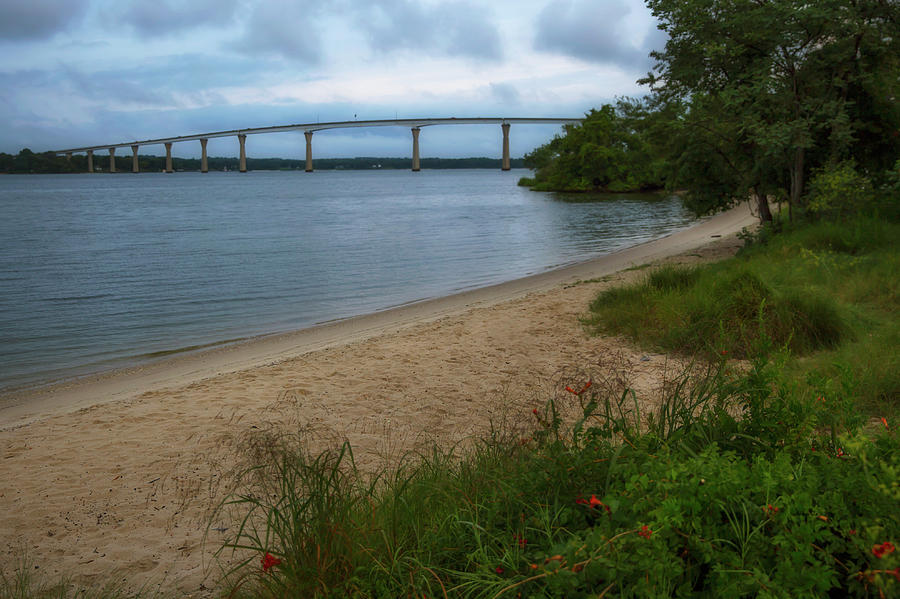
top-left (882, 417), bottom-right (890, 430)
top-left (565, 381), bottom-right (592, 396)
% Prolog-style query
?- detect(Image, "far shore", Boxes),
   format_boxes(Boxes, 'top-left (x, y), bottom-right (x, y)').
top-left (1, 203), bottom-right (755, 596)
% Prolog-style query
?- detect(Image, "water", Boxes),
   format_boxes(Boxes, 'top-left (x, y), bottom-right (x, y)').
top-left (0, 170), bottom-right (696, 391)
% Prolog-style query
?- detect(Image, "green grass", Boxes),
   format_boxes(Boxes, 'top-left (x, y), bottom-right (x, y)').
top-left (583, 215), bottom-right (899, 410)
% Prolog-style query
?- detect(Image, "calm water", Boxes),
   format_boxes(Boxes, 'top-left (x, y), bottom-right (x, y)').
top-left (0, 170), bottom-right (695, 391)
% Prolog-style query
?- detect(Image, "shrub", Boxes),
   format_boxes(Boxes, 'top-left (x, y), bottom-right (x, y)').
top-left (805, 162), bottom-right (875, 220)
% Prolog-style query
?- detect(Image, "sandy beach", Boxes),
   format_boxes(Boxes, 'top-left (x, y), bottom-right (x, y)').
top-left (0, 204), bottom-right (756, 594)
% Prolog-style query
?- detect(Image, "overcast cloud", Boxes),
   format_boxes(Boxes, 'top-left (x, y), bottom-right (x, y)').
top-left (109, 0), bottom-right (242, 38)
top-left (0, 0), bottom-right (87, 40)
top-left (0, 0), bottom-right (663, 158)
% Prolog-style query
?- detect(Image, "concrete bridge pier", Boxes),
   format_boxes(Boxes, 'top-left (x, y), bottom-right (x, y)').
top-left (501, 123), bottom-right (511, 171)
top-left (108, 148), bottom-right (116, 173)
top-left (87, 150), bottom-right (93, 173)
top-left (65, 152), bottom-right (72, 162)
top-left (200, 138), bottom-right (208, 173)
top-left (238, 134), bottom-right (247, 172)
top-left (131, 145), bottom-right (139, 173)
top-left (165, 143), bottom-right (173, 173)
top-left (411, 127), bottom-right (421, 172)
top-left (304, 131), bottom-right (314, 172)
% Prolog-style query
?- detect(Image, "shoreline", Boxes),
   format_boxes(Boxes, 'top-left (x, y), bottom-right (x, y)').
top-left (0, 203), bottom-right (756, 430)
top-left (0, 202), bottom-right (755, 595)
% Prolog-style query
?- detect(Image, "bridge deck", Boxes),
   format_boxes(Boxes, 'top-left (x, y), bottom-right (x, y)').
top-left (54, 117), bottom-right (582, 154)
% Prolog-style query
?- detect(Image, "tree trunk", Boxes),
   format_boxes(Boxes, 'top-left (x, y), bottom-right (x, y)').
top-left (756, 191), bottom-right (773, 223)
top-left (789, 146), bottom-right (805, 215)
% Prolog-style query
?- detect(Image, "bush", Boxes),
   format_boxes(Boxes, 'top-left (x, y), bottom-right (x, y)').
top-left (805, 162), bottom-right (875, 220)
top-left (585, 265), bottom-right (848, 360)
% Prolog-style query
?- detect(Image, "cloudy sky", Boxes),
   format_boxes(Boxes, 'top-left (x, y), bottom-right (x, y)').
top-left (0, 0), bottom-right (664, 160)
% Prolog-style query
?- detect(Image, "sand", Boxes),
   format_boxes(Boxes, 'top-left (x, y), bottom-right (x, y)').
top-left (0, 203), bottom-right (756, 594)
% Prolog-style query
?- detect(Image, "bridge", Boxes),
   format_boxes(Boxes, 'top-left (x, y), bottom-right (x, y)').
top-left (53, 117), bottom-right (582, 174)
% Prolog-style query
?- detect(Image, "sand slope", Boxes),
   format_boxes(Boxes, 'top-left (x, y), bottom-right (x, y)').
top-left (0, 204), bottom-right (755, 594)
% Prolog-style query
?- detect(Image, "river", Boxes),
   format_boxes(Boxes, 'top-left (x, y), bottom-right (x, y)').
top-left (0, 169), bottom-right (695, 391)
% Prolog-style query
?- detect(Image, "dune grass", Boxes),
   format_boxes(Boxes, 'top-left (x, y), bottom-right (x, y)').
top-left (212, 349), bottom-right (899, 598)
top-left (583, 215), bottom-right (899, 411)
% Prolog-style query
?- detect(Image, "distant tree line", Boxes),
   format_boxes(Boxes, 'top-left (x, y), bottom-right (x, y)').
top-left (0, 149), bottom-right (525, 174)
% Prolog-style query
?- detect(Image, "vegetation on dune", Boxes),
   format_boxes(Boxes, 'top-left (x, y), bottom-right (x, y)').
top-left (209, 320), bottom-right (898, 597)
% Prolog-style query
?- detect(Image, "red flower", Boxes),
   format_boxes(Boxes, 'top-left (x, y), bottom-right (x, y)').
top-left (576, 494), bottom-right (610, 513)
top-left (516, 534), bottom-right (528, 548)
top-left (882, 417), bottom-right (890, 430)
top-left (765, 504), bottom-right (779, 516)
top-left (873, 542), bottom-right (896, 558)
top-left (565, 385), bottom-right (577, 395)
top-left (890, 567), bottom-right (900, 582)
top-left (261, 552), bottom-right (282, 573)
top-left (532, 408), bottom-right (539, 415)
top-left (495, 566), bottom-right (504, 574)
top-left (638, 525), bottom-right (652, 539)
top-left (720, 350), bottom-right (728, 356)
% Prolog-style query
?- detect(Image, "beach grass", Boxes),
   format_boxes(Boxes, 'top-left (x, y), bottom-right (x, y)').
top-left (214, 351), bottom-right (899, 597)
top-left (583, 214), bottom-right (899, 410)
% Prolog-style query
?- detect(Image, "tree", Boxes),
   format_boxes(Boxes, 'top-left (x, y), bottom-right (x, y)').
top-left (522, 101), bottom-right (671, 192)
top-left (643, 0), bottom-right (900, 221)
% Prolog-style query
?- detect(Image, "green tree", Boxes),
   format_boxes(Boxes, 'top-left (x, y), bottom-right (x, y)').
top-left (522, 101), bottom-right (669, 192)
top-left (644, 0), bottom-right (900, 221)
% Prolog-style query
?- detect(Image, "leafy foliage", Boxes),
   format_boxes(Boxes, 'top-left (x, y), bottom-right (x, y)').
top-left (521, 101), bottom-right (672, 193)
top-left (643, 0), bottom-right (900, 219)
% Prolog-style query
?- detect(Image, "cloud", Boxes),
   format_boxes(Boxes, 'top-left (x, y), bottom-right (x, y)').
top-left (534, 0), bottom-right (659, 68)
top-left (0, 0), bottom-right (86, 40)
top-left (109, 0), bottom-right (241, 38)
top-left (351, 0), bottom-right (502, 60)
top-left (489, 82), bottom-right (520, 105)
top-left (233, 1), bottom-right (324, 64)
